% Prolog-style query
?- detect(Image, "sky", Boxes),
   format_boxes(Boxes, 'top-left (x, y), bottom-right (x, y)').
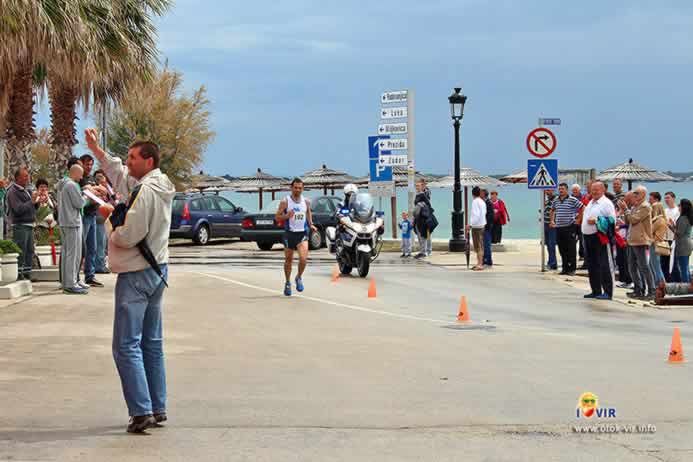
top-left (37, 0), bottom-right (693, 177)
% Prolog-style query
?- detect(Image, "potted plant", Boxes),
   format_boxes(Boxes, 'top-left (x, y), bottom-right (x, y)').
top-left (0, 240), bottom-right (22, 283)
top-left (35, 222), bottom-right (62, 268)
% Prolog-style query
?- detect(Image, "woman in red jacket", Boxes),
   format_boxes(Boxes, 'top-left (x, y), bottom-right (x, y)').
top-left (490, 191), bottom-right (510, 244)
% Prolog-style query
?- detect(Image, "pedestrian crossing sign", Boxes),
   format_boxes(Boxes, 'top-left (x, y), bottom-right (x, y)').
top-left (527, 159), bottom-right (558, 190)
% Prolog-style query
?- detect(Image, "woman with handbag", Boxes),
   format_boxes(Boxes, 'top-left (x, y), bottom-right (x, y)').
top-left (649, 202), bottom-right (667, 286)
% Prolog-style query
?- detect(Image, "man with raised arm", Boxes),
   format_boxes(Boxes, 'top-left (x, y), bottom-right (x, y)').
top-left (84, 128), bottom-right (175, 434)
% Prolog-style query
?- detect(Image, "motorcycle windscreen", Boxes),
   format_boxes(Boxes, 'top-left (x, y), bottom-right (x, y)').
top-left (351, 193), bottom-right (375, 223)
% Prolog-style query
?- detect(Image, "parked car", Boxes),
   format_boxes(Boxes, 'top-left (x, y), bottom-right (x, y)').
top-left (241, 196), bottom-right (342, 250)
top-left (170, 193), bottom-right (248, 245)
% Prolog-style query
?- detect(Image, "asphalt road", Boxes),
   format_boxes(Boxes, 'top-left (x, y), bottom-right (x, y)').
top-left (1, 243), bottom-right (693, 461)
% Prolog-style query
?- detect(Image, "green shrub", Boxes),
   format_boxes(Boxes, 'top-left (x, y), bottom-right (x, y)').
top-left (35, 226), bottom-right (62, 246)
top-left (0, 240), bottom-right (22, 255)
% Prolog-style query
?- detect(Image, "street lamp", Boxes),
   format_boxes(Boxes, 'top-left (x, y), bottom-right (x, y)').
top-left (448, 87), bottom-right (468, 252)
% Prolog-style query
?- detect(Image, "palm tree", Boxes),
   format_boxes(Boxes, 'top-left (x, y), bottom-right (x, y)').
top-left (0, 0), bottom-right (75, 176)
top-left (46, 0), bottom-right (172, 176)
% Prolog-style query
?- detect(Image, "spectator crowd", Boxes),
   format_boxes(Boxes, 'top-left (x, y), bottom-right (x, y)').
top-left (542, 179), bottom-right (692, 301)
top-left (1, 154), bottom-right (119, 294)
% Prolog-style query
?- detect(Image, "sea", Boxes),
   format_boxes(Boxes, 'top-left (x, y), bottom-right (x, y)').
top-left (221, 181), bottom-right (693, 239)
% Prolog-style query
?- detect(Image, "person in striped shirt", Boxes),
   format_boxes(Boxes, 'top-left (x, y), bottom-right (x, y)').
top-left (550, 183), bottom-right (584, 275)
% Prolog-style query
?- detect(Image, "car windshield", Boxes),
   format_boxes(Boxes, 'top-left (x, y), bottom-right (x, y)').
top-left (351, 193), bottom-right (374, 222)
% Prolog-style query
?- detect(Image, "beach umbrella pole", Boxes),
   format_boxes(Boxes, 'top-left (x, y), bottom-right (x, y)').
top-left (259, 188), bottom-right (263, 210)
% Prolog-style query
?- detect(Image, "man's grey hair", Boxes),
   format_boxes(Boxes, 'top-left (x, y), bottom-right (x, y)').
top-left (635, 185), bottom-right (648, 195)
top-left (571, 184), bottom-right (581, 191)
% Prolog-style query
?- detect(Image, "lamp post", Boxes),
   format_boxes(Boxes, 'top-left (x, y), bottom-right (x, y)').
top-left (448, 88), bottom-right (468, 252)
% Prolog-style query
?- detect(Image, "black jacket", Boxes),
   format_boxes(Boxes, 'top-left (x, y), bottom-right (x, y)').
top-left (484, 197), bottom-right (494, 232)
top-left (6, 183), bottom-right (36, 225)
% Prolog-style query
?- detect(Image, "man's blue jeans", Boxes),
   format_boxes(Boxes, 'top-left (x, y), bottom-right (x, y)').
top-left (113, 265), bottom-right (168, 417)
top-left (95, 222), bottom-right (107, 272)
top-left (483, 229), bottom-right (493, 266)
top-left (82, 215), bottom-right (97, 281)
top-left (544, 224), bottom-right (558, 269)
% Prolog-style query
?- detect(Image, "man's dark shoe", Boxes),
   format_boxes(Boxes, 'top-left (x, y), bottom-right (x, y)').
top-left (583, 293), bottom-right (598, 299)
top-left (85, 279), bottom-right (104, 288)
top-left (127, 415), bottom-right (156, 434)
top-left (95, 269), bottom-right (111, 274)
top-left (627, 292), bottom-right (643, 299)
top-left (639, 293), bottom-right (655, 301)
top-left (595, 294), bottom-right (612, 300)
top-left (153, 412), bottom-right (167, 425)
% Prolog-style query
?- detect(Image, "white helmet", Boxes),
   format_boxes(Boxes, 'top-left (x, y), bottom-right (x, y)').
top-left (343, 184), bottom-right (358, 196)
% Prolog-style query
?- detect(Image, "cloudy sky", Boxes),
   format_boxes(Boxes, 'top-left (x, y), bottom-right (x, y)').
top-left (40, 0), bottom-right (693, 176)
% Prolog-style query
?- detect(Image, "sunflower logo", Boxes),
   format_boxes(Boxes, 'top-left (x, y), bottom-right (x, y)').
top-left (577, 392), bottom-right (599, 418)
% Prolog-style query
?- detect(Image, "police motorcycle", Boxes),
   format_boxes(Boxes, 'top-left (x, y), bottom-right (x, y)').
top-left (326, 190), bottom-right (385, 278)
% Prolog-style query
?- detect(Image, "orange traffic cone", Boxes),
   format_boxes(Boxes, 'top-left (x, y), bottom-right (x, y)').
top-left (457, 296), bottom-right (470, 322)
top-left (331, 266), bottom-right (340, 283)
top-left (668, 327), bottom-right (685, 363)
top-left (368, 279), bottom-right (377, 298)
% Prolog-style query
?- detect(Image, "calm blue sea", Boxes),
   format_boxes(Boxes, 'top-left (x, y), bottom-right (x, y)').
top-left (221, 181), bottom-right (693, 239)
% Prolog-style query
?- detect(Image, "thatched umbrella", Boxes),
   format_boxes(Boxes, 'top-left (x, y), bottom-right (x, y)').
top-left (189, 172), bottom-right (232, 192)
top-left (597, 158), bottom-right (676, 190)
top-left (429, 168), bottom-right (503, 268)
top-left (301, 164), bottom-right (357, 195)
top-left (499, 169), bottom-right (528, 184)
top-left (228, 168), bottom-right (287, 210)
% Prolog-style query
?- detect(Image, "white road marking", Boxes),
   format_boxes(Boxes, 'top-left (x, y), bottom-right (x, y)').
top-left (192, 271), bottom-right (451, 325)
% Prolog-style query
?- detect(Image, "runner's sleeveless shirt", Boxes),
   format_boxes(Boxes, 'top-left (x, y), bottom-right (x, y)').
top-left (286, 195), bottom-right (308, 233)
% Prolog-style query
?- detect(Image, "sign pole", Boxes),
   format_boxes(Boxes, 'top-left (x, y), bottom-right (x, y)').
top-left (538, 118), bottom-right (546, 273)
top-left (391, 195), bottom-right (397, 239)
top-left (407, 89), bottom-right (415, 217)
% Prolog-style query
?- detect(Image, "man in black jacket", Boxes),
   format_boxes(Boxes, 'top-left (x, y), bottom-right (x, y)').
top-left (79, 154), bottom-right (104, 288)
top-left (481, 189), bottom-right (495, 267)
top-left (7, 168), bottom-right (37, 280)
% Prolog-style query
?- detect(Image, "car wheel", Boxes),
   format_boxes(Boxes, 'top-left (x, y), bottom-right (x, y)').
top-left (309, 228), bottom-right (323, 250)
top-left (257, 241), bottom-right (274, 251)
top-left (194, 224), bottom-right (210, 245)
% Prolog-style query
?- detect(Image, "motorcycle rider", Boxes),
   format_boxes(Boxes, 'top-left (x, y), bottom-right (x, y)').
top-left (332, 184), bottom-right (359, 253)
top-left (338, 183), bottom-right (359, 217)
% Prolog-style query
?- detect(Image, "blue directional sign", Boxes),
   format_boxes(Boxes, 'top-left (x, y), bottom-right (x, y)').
top-left (368, 135), bottom-right (392, 182)
top-left (527, 159), bottom-right (558, 190)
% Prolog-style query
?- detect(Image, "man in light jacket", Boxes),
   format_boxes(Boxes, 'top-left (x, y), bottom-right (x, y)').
top-left (467, 186), bottom-right (487, 271)
top-left (85, 128), bottom-right (175, 434)
top-left (57, 159), bottom-right (88, 295)
top-left (618, 185), bottom-right (655, 300)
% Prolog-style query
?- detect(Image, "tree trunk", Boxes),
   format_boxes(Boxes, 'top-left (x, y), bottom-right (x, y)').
top-left (3, 59), bottom-right (36, 177)
top-left (48, 82), bottom-right (78, 180)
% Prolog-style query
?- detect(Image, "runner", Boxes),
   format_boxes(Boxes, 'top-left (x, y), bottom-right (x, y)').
top-left (276, 178), bottom-right (317, 296)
